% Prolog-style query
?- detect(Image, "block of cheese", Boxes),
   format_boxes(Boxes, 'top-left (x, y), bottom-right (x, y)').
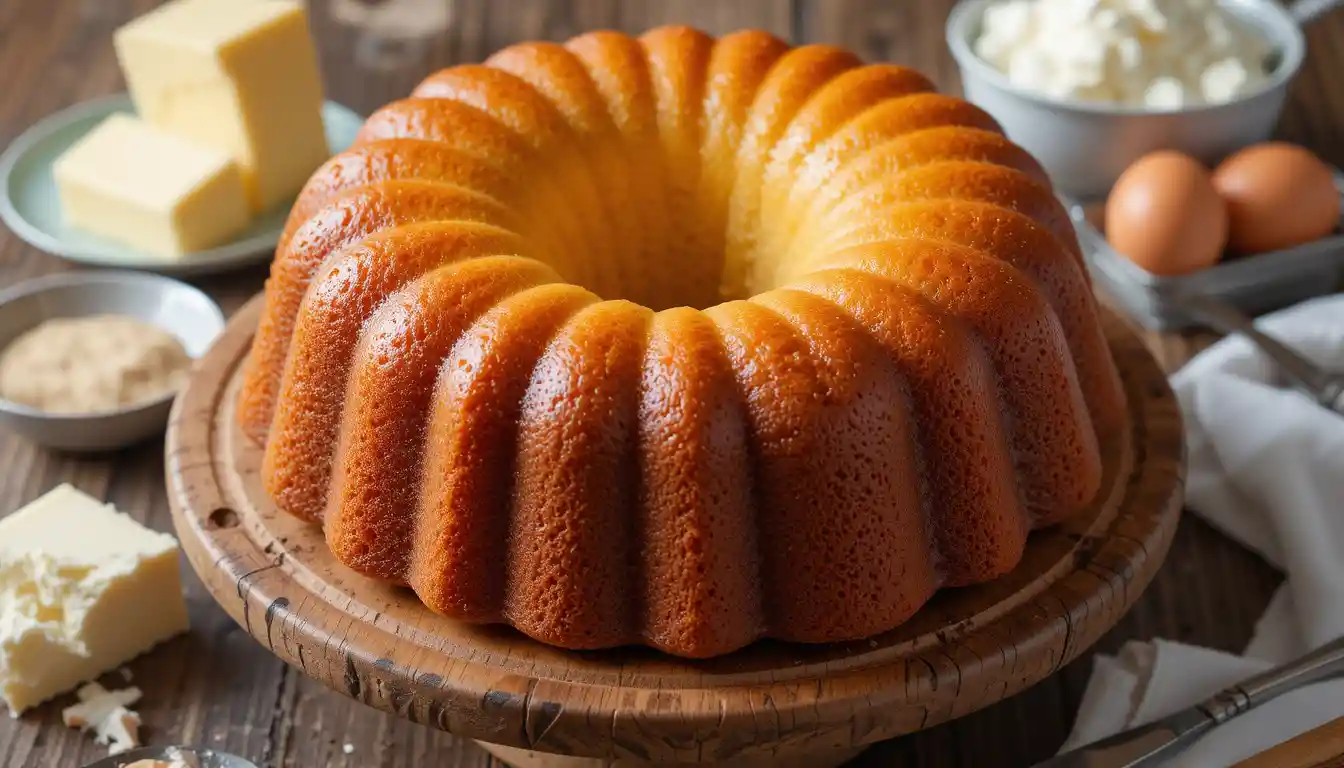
top-left (114, 0), bottom-right (330, 213)
top-left (0, 485), bottom-right (190, 716)
top-left (53, 114), bottom-right (250, 257)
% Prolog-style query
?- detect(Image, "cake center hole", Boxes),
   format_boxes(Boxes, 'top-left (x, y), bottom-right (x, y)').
top-left (586, 236), bottom-right (773, 312)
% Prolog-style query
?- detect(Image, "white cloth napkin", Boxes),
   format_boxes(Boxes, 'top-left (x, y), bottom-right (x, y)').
top-left (1061, 295), bottom-right (1344, 766)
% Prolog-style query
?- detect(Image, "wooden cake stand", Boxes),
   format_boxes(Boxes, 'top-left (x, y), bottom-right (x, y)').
top-left (167, 295), bottom-right (1184, 768)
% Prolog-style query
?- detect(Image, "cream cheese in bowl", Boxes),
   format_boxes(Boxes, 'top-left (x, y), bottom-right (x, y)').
top-left (973, 0), bottom-right (1273, 109)
top-left (946, 0), bottom-right (1312, 198)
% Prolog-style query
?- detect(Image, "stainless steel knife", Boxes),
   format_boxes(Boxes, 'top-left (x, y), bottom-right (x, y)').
top-left (1035, 634), bottom-right (1344, 768)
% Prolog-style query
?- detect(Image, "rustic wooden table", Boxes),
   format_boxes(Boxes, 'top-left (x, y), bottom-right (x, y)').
top-left (2, 1), bottom-right (1340, 766)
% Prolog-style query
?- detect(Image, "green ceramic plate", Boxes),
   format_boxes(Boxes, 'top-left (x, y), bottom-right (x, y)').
top-left (0, 94), bottom-right (363, 277)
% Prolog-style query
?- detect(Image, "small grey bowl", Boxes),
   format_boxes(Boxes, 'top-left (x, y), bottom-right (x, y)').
top-left (82, 746), bottom-right (257, 768)
top-left (947, 0), bottom-right (1319, 200)
top-left (0, 271), bottom-right (225, 452)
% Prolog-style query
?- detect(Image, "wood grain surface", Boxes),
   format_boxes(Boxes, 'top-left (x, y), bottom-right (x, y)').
top-left (1234, 716), bottom-right (1344, 768)
top-left (4, 0), bottom-right (1338, 765)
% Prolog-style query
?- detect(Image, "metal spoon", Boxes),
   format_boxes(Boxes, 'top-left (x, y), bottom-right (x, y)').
top-left (1177, 292), bottom-right (1344, 415)
top-left (1288, 0), bottom-right (1343, 26)
top-left (82, 747), bottom-right (258, 768)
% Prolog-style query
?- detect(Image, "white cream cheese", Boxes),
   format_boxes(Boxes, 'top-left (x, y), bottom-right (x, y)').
top-left (974, 0), bottom-right (1272, 108)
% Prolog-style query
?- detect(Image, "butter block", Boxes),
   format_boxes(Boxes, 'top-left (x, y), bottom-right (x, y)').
top-left (114, 0), bottom-right (330, 213)
top-left (53, 114), bottom-right (250, 257)
top-left (0, 485), bottom-right (190, 716)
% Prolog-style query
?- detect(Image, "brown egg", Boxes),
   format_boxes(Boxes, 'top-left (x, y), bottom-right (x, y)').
top-left (1212, 142), bottom-right (1340, 254)
top-left (1105, 150), bottom-right (1228, 276)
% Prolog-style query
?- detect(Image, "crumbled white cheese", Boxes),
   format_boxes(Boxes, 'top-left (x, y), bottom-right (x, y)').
top-left (1143, 77), bottom-right (1186, 110)
top-left (1, 553), bottom-right (100, 713)
top-left (61, 682), bottom-right (142, 755)
top-left (973, 0), bottom-right (1271, 108)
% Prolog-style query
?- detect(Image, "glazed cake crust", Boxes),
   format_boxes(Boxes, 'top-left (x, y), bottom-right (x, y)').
top-left (238, 27), bottom-right (1127, 659)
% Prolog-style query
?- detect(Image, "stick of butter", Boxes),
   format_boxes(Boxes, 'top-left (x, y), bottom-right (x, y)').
top-left (114, 0), bottom-right (331, 214)
top-left (0, 485), bottom-right (190, 716)
top-left (53, 113), bottom-right (250, 258)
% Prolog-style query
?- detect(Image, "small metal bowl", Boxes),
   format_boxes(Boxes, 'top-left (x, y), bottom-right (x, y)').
top-left (0, 271), bottom-right (225, 452)
top-left (82, 746), bottom-right (258, 768)
top-left (946, 0), bottom-right (1316, 200)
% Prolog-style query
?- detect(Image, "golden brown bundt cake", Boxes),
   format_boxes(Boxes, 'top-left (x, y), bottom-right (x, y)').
top-left (238, 26), bottom-right (1128, 659)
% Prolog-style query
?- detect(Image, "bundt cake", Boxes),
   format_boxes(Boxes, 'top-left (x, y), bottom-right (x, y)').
top-left (238, 26), bottom-right (1127, 659)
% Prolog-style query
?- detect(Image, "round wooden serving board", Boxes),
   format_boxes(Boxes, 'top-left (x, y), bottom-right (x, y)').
top-left (167, 294), bottom-right (1184, 767)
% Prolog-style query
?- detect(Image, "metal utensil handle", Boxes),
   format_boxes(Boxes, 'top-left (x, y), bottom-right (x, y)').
top-left (1030, 707), bottom-right (1218, 768)
top-left (1289, 0), bottom-right (1343, 26)
top-left (1198, 635), bottom-right (1344, 723)
top-left (1179, 293), bottom-right (1342, 410)
top-left (1035, 636), bottom-right (1344, 767)
top-left (1324, 380), bottom-right (1344, 414)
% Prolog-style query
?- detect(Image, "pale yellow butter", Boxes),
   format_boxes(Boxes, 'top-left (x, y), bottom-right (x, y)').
top-left (0, 485), bottom-right (190, 716)
top-left (114, 0), bottom-right (330, 213)
top-left (53, 114), bottom-right (249, 257)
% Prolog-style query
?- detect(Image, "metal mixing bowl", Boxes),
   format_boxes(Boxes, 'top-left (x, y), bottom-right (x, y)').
top-left (83, 746), bottom-right (258, 768)
top-left (946, 0), bottom-right (1320, 200)
top-left (0, 271), bottom-right (225, 452)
